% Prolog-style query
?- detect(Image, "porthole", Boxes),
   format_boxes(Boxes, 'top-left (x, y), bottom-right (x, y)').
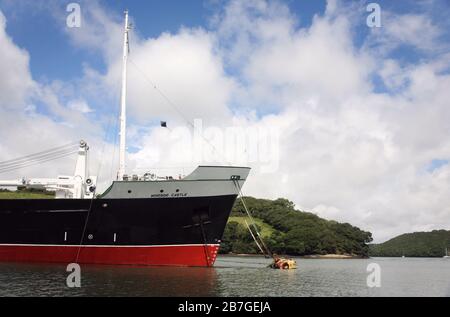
top-left (88, 234), bottom-right (93, 240)
top-left (128, 190), bottom-right (132, 194)
top-left (176, 189), bottom-right (180, 193)
top-left (160, 189), bottom-right (164, 193)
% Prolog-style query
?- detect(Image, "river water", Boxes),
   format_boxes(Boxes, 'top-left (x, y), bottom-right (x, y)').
top-left (0, 256), bottom-right (449, 297)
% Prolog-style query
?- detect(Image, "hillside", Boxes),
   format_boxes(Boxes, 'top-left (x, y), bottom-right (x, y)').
top-left (221, 197), bottom-right (373, 257)
top-left (369, 230), bottom-right (450, 257)
top-left (227, 216), bottom-right (275, 238)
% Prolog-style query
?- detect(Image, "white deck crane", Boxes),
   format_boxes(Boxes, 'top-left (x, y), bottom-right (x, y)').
top-left (0, 140), bottom-right (97, 199)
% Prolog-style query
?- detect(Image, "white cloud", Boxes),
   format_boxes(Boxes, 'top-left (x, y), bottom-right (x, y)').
top-left (379, 59), bottom-right (409, 90)
top-left (1, 0), bottom-right (450, 243)
top-left (122, 29), bottom-right (235, 125)
top-left (0, 11), bottom-right (35, 109)
top-left (0, 9), bottom-right (113, 191)
top-left (60, 0), bottom-right (124, 63)
top-left (59, 1), bottom-right (235, 126)
top-left (384, 13), bottom-right (441, 50)
top-left (201, 0), bottom-right (450, 242)
top-left (67, 99), bottom-right (93, 113)
top-left (367, 11), bottom-right (443, 54)
top-left (62, 0), bottom-right (450, 242)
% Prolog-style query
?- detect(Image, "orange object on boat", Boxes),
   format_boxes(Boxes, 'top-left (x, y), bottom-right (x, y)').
top-left (269, 256), bottom-right (297, 269)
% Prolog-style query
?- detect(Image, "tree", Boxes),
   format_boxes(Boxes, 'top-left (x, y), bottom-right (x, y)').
top-left (222, 197), bottom-right (374, 257)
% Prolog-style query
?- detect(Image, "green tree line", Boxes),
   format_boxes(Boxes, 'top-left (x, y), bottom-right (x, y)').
top-left (369, 230), bottom-right (450, 257)
top-left (221, 197), bottom-right (373, 257)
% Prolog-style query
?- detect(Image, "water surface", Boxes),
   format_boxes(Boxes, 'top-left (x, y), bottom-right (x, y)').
top-left (0, 256), bottom-right (448, 297)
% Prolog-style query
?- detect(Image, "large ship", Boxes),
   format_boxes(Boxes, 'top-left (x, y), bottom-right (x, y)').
top-left (0, 11), bottom-right (250, 267)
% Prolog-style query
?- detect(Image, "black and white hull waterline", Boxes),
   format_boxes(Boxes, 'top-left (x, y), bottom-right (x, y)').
top-left (0, 166), bottom-right (250, 267)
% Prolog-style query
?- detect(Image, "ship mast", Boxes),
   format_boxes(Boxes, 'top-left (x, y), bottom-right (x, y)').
top-left (118, 10), bottom-right (130, 180)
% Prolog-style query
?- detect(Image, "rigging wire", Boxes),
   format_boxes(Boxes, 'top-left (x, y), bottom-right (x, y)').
top-left (78, 28), bottom-right (129, 260)
top-left (76, 81), bottom-right (122, 263)
top-left (75, 192), bottom-right (96, 263)
top-left (128, 58), bottom-right (234, 166)
top-left (128, 58), bottom-right (261, 263)
top-left (109, 80), bottom-right (122, 181)
top-left (128, 58), bottom-right (195, 130)
top-left (0, 142), bottom-right (79, 167)
top-left (0, 150), bottom-right (79, 174)
top-left (0, 148), bottom-right (79, 169)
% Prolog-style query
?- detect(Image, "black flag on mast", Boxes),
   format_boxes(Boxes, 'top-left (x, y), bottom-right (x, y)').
top-left (160, 121), bottom-right (167, 128)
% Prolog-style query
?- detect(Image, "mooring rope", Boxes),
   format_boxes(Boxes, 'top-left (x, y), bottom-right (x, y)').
top-left (233, 180), bottom-right (274, 259)
top-left (244, 219), bottom-right (265, 255)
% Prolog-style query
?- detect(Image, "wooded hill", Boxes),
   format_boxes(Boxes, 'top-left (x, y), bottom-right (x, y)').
top-left (369, 230), bottom-right (450, 257)
top-left (221, 197), bottom-right (373, 257)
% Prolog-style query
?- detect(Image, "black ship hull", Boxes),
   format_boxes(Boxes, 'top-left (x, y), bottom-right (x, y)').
top-left (0, 194), bottom-right (237, 266)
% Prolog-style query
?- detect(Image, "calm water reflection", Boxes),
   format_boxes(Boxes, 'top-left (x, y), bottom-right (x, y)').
top-left (0, 256), bottom-right (449, 297)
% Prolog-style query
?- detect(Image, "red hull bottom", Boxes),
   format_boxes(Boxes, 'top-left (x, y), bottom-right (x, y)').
top-left (0, 244), bottom-right (220, 267)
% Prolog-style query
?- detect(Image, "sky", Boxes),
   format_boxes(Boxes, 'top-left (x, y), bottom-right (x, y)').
top-left (0, 0), bottom-right (449, 242)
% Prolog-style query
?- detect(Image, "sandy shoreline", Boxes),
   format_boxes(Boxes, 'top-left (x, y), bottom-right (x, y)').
top-left (221, 253), bottom-right (365, 259)
top-left (300, 254), bottom-right (365, 259)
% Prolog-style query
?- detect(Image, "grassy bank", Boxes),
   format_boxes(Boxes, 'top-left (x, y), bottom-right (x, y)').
top-left (227, 216), bottom-right (275, 238)
top-left (0, 189), bottom-right (54, 199)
